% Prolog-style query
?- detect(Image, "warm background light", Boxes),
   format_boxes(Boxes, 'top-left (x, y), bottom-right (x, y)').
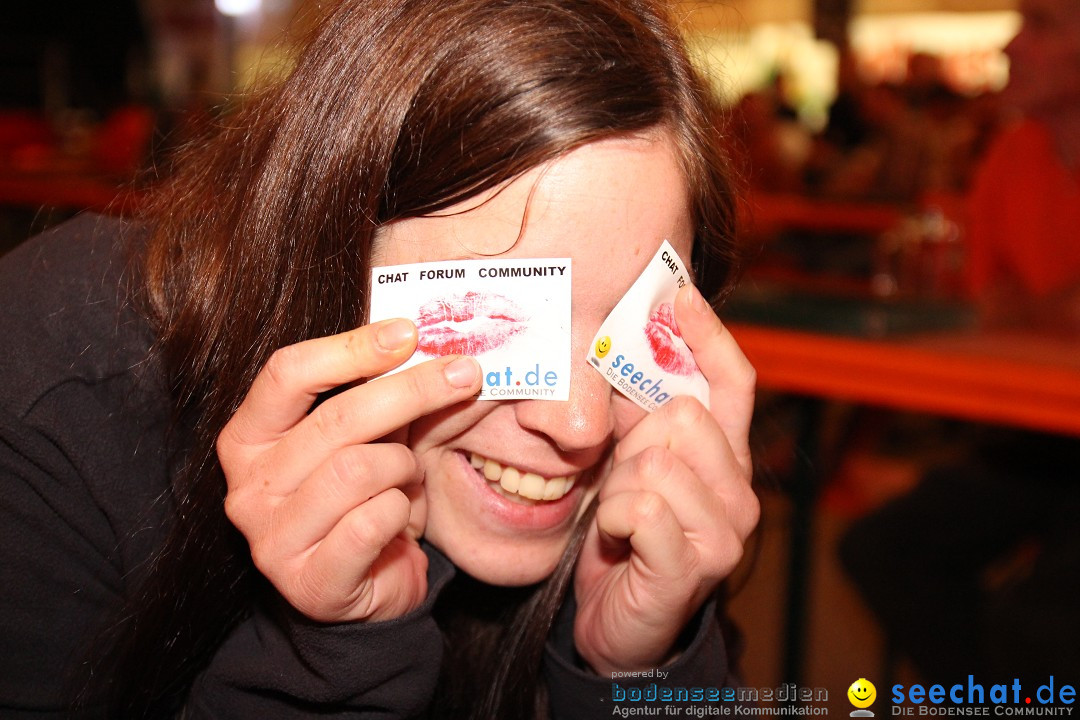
top-left (215, 0), bottom-right (262, 17)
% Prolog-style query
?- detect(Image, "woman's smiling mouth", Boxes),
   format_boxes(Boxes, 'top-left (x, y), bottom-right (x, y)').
top-left (468, 452), bottom-right (577, 502)
top-left (445, 449), bottom-right (591, 534)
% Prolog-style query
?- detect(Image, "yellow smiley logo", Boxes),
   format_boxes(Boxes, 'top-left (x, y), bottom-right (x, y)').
top-left (594, 336), bottom-right (612, 358)
top-left (848, 679), bottom-right (877, 709)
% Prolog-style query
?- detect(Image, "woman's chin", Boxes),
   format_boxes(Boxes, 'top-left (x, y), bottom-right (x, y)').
top-left (428, 533), bottom-right (564, 587)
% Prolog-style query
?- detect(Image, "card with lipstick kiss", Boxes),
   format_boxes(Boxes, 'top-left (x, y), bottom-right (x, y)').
top-left (586, 240), bottom-right (710, 412)
top-left (369, 257), bottom-right (572, 401)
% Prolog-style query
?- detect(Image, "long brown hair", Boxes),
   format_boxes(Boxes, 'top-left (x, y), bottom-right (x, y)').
top-left (90, 0), bottom-right (741, 715)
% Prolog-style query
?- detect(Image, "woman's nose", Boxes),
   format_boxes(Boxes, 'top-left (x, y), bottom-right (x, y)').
top-left (513, 359), bottom-right (615, 453)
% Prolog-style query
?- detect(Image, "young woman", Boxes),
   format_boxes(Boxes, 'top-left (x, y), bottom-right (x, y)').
top-left (0, 0), bottom-right (758, 717)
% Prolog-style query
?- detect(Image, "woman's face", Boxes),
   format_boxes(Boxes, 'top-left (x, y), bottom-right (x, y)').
top-left (371, 134), bottom-right (694, 585)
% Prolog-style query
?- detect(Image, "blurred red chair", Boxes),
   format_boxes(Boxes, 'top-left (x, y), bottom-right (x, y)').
top-left (0, 111), bottom-right (56, 165)
top-left (90, 105), bottom-right (154, 177)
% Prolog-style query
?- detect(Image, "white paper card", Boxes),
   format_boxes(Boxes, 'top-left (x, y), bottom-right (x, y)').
top-left (369, 258), bottom-right (572, 401)
top-left (586, 240), bottom-right (710, 412)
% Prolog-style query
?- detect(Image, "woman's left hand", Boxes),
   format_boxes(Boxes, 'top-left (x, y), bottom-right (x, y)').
top-left (573, 284), bottom-right (759, 675)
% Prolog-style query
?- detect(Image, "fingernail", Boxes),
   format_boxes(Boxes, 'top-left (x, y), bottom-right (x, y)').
top-left (376, 319), bottom-right (415, 351)
top-left (443, 357), bottom-right (480, 388)
top-left (688, 285), bottom-right (709, 315)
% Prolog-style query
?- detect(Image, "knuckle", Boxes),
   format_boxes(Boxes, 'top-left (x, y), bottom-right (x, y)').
top-left (399, 367), bottom-right (432, 403)
top-left (714, 528), bottom-right (746, 577)
top-left (344, 327), bottom-right (376, 364)
top-left (697, 531), bottom-right (738, 581)
top-left (311, 398), bottom-right (351, 445)
top-left (743, 489), bottom-right (761, 528)
top-left (215, 429), bottom-right (238, 471)
top-left (343, 515), bottom-right (383, 551)
top-left (215, 419), bottom-right (254, 475)
top-left (223, 489), bottom-right (250, 528)
top-left (248, 539), bottom-right (278, 578)
top-left (386, 445), bottom-right (421, 487)
top-left (345, 494), bottom-right (405, 550)
top-left (738, 361), bottom-right (758, 392)
top-left (381, 487), bottom-right (412, 525)
top-left (328, 447), bottom-right (377, 494)
top-left (629, 490), bottom-right (667, 526)
top-left (400, 445), bottom-right (422, 481)
top-left (223, 491), bottom-right (240, 523)
top-left (664, 395), bottom-right (708, 430)
top-left (263, 345), bottom-right (302, 391)
top-left (734, 487), bottom-right (761, 538)
top-left (635, 445), bottom-right (676, 480)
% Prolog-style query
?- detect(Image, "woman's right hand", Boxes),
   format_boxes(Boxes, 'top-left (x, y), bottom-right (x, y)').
top-left (217, 318), bottom-right (481, 623)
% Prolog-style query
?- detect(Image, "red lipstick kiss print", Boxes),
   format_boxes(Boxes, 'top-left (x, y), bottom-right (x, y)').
top-left (415, 291), bottom-right (527, 356)
top-left (644, 302), bottom-right (698, 376)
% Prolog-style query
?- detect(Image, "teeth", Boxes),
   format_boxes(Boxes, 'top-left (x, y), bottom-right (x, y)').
top-left (468, 452), bottom-right (578, 503)
top-left (543, 477), bottom-right (566, 500)
top-left (482, 459), bottom-right (502, 482)
top-left (500, 467), bottom-right (521, 494)
top-left (519, 473), bottom-right (545, 500)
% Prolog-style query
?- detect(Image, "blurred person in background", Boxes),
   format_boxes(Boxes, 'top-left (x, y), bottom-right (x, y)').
top-left (812, 78), bottom-right (927, 201)
top-left (841, 0), bottom-right (1080, 687)
top-left (965, 0), bottom-right (1080, 331)
top-left (809, 50), bottom-right (998, 203)
top-left (728, 69), bottom-right (812, 194)
top-left (805, 49), bottom-right (870, 189)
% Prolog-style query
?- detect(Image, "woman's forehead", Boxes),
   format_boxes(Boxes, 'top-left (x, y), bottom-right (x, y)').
top-left (372, 134), bottom-right (692, 266)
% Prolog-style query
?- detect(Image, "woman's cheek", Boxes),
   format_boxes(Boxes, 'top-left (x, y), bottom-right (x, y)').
top-left (611, 395), bottom-right (649, 440)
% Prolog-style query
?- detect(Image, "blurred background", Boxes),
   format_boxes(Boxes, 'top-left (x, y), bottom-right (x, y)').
top-left (2, 0), bottom-right (1077, 713)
